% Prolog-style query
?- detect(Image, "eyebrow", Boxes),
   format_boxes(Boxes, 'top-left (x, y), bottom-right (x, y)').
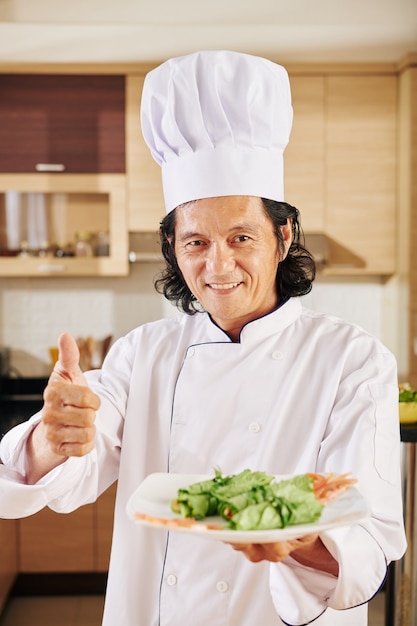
top-left (177, 223), bottom-right (261, 241)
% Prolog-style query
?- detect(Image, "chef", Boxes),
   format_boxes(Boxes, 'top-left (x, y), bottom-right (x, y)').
top-left (0, 51), bottom-right (406, 625)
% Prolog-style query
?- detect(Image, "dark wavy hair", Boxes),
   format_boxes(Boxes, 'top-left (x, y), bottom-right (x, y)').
top-left (154, 198), bottom-right (316, 314)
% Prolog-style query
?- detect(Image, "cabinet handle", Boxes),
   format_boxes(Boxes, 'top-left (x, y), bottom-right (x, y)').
top-left (35, 163), bottom-right (66, 172)
top-left (37, 264), bottom-right (67, 273)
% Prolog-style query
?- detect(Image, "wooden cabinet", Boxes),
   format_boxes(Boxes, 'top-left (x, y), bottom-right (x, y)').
top-left (287, 72), bottom-right (397, 275)
top-left (400, 63), bottom-right (417, 387)
top-left (0, 64), bottom-right (401, 277)
top-left (284, 75), bottom-right (326, 232)
top-left (0, 72), bottom-right (128, 277)
top-left (325, 74), bottom-right (397, 275)
top-left (0, 174), bottom-right (128, 276)
top-left (0, 519), bottom-right (18, 611)
top-left (126, 74), bottom-right (165, 232)
top-left (0, 74), bottom-right (125, 174)
top-left (18, 483), bottom-right (116, 573)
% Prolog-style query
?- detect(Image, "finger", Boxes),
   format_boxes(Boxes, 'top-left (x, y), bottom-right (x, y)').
top-left (42, 402), bottom-right (98, 428)
top-left (45, 422), bottom-right (96, 444)
top-left (43, 383), bottom-right (101, 415)
top-left (50, 332), bottom-right (86, 386)
top-left (56, 439), bottom-right (96, 458)
top-left (228, 543), bottom-right (247, 551)
top-left (229, 542), bottom-right (293, 563)
top-left (289, 533), bottom-right (319, 550)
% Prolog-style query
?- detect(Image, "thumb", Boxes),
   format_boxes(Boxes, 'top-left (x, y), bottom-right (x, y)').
top-left (50, 332), bottom-right (87, 386)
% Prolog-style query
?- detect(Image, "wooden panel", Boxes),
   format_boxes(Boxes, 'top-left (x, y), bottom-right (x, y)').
top-left (95, 483), bottom-right (117, 572)
top-left (401, 67), bottom-right (417, 386)
top-left (16, 486), bottom-right (117, 575)
top-left (0, 519), bottom-right (17, 611)
top-left (285, 75), bottom-right (326, 232)
top-left (326, 75), bottom-right (397, 274)
top-left (18, 505), bottom-right (95, 572)
top-left (0, 74), bottom-right (125, 173)
top-left (126, 74), bottom-right (165, 232)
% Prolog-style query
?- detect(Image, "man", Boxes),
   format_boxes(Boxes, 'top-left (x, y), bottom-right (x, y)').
top-left (0, 51), bottom-right (406, 625)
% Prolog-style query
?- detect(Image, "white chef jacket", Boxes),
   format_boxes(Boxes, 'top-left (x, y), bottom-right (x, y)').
top-left (0, 297), bottom-right (407, 626)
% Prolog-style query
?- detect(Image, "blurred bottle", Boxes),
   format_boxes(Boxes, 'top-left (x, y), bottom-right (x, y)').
top-left (75, 231), bottom-right (93, 257)
top-left (18, 240), bottom-right (30, 257)
top-left (94, 231), bottom-right (110, 257)
top-left (55, 242), bottom-right (75, 257)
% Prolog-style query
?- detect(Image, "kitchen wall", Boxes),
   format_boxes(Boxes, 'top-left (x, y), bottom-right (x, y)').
top-left (0, 264), bottom-right (408, 381)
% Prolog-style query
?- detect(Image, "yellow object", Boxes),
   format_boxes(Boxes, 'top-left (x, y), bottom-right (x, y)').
top-left (49, 347), bottom-right (59, 370)
top-left (399, 402), bottom-right (417, 424)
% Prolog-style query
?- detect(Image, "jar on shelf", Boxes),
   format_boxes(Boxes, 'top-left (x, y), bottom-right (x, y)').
top-left (75, 231), bottom-right (93, 257)
top-left (93, 231), bottom-right (110, 257)
top-left (18, 240), bottom-right (30, 257)
top-left (55, 242), bottom-right (75, 258)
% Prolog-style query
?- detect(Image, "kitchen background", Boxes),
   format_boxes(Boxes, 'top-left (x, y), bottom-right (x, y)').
top-left (0, 1), bottom-right (416, 625)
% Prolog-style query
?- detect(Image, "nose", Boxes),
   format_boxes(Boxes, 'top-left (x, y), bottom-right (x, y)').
top-left (205, 241), bottom-right (235, 274)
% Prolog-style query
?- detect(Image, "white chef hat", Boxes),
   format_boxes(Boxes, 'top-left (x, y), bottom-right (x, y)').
top-left (140, 50), bottom-right (293, 213)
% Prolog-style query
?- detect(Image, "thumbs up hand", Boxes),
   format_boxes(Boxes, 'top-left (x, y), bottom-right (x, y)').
top-left (50, 332), bottom-right (88, 386)
top-left (26, 332), bottom-right (101, 484)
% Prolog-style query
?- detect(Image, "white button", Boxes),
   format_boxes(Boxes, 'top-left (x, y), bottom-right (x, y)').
top-left (167, 574), bottom-right (177, 586)
top-left (216, 580), bottom-right (229, 593)
top-left (272, 350), bottom-right (283, 360)
top-left (248, 422), bottom-right (261, 433)
top-left (187, 347), bottom-right (195, 358)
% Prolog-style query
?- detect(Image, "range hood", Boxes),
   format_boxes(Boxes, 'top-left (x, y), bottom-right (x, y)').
top-left (128, 232), bottom-right (365, 271)
top-left (303, 233), bottom-right (365, 271)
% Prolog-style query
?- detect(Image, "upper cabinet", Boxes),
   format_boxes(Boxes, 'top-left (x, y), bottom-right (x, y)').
top-left (0, 74), bottom-right (125, 174)
top-left (286, 71), bottom-right (397, 275)
top-left (284, 76), bottom-right (326, 232)
top-left (0, 63), bottom-right (405, 277)
top-left (325, 74), bottom-right (397, 275)
top-left (0, 72), bottom-right (128, 276)
top-left (126, 74), bottom-right (165, 232)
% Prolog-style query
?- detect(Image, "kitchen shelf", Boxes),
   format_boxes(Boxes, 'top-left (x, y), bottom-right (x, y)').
top-left (0, 173), bottom-right (128, 276)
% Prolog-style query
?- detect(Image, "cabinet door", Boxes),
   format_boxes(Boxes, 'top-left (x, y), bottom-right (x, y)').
top-left (326, 75), bottom-right (397, 274)
top-left (0, 519), bottom-right (17, 611)
top-left (0, 173), bottom-right (128, 276)
top-left (126, 74), bottom-right (166, 232)
top-left (95, 482), bottom-right (117, 572)
top-left (18, 505), bottom-right (95, 572)
top-left (17, 488), bottom-right (116, 574)
top-left (284, 75), bottom-right (326, 232)
top-left (0, 74), bottom-right (125, 174)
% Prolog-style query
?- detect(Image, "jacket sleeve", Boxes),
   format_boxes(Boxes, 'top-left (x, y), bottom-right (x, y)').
top-left (0, 339), bottom-right (130, 520)
top-left (0, 415), bottom-right (97, 518)
top-left (268, 347), bottom-right (407, 625)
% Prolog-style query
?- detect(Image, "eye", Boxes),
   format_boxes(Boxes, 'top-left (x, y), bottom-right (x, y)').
top-left (233, 234), bottom-right (251, 243)
top-left (186, 239), bottom-right (206, 248)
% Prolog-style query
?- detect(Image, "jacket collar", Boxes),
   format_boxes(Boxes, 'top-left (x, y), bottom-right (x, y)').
top-left (202, 297), bottom-right (302, 343)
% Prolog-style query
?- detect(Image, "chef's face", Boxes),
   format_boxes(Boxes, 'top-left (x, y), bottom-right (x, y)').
top-left (174, 196), bottom-right (292, 341)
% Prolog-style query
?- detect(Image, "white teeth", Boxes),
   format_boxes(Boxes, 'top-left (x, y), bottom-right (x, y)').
top-left (209, 282), bottom-right (240, 290)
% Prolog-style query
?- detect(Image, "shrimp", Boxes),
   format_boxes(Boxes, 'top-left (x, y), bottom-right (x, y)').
top-left (308, 472), bottom-right (357, 505)
top-left (134, 511), bottom-right (224, 530)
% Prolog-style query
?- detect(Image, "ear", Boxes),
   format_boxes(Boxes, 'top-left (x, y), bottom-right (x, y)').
top-left (280, 218), bottom-right (293, 260)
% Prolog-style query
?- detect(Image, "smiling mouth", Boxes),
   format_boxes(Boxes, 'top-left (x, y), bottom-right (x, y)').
top-left (208, 282), bottom-right (241, 290)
